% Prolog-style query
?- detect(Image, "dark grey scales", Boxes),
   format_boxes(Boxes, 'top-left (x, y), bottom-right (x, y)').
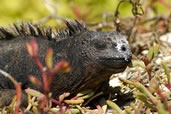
top-left (0, 20), bottom-right (132, 107)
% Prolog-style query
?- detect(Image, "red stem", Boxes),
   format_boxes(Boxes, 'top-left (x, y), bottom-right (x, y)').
top-left (94, 102), bottom-right (104, 114)
top-left (33, 56), bottom-right (49, 93)
top-left (14, 84), bottom-right (22, 114)
top-left (50, 98), bottom-right (62, 106)
top-left (47, 61), bottom-right (64, 87)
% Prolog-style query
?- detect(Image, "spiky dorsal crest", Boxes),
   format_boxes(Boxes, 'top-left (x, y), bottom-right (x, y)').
top-left (65, 20), bottom-right (86, 35)
top-left (0, 20), bottom-right (86, 42)
top-left (55, 20), bottom-right (86, 41)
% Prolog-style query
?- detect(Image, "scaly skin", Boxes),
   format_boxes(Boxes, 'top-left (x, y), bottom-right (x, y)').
top-left (0, 20), bottom-right (132, 107)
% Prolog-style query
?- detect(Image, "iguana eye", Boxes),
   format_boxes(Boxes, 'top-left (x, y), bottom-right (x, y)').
top-left (94, 40), bottom-right (107, 50)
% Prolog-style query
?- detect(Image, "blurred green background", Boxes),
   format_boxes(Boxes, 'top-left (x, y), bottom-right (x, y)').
top-left (0, 0), bottom-right (170, 26)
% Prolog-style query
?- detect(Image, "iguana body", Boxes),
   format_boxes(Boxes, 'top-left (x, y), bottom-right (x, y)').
top-left (0, 20), bottom-right (132, 107)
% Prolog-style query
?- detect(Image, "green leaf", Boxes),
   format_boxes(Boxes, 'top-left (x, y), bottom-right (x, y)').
top-left (162, 62), bottom-right (171, 84)
top-left (76, 89), bottom-right (93, 97)
top-left (157, 103), bottom-right (170, 114)
top-left (133, 81), bottom-right (157, 102)
top-left (132, 60), bottom-right (145, 68)
top-left (69, 108), bottom-right (80, 114)
top-left (134, 92), bottom-right (156, 110)
top-left (147, 43), bottom-right (159, 61)
top-left (106, 100), bottom-right (122, 114)
top-left (45, 48), bottom-right (53, 69)
top-left (147, 47), bottom-right (154, 61)
top-left (153, 44), bottom-right (159, 57)
top-left (64, 99), bottom-right (84, 105)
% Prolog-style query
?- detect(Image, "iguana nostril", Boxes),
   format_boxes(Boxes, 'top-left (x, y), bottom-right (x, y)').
top-left (107, 37), bottom-right (112, 41)
top-left (121, 45), bottom-right (126, 51)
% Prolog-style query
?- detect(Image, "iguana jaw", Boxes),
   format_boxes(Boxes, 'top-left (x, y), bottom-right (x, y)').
top-left (98, 56), bottom-right (132, 70)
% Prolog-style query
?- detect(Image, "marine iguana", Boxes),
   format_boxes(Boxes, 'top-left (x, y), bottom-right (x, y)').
top-left (0, 20), bottom-right (132, 107)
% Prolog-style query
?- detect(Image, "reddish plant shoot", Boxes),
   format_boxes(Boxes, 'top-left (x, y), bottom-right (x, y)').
top-left (25, 40), bottom-right (38, 57)
top-left (29, 75), bottom-right (42, 87)
top-left (166, 84), bottom-right (171, 90)
top-left (45, 48), bottom-right (53, 70)
top-left (156, 89), bottom-right (171, 113)
top-left (25, 40), bottom-right (71, 112)
top-left (141, 56), bottom-right (149, 66)
top-left (48, 60), bottom-right (71, 87)
top-left (14, 83), bottom-right (22, 114)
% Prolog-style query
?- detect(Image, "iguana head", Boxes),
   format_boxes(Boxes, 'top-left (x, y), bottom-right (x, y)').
top-left (64, 20), bottom-right (132, 73)
top-left (91, 31), bottom-right (131, 72)
top-left (80, 31), bottom-right (131, 73)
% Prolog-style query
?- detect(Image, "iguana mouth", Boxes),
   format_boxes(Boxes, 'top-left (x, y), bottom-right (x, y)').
top-left (99, 57), bottom-right (131, 69)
